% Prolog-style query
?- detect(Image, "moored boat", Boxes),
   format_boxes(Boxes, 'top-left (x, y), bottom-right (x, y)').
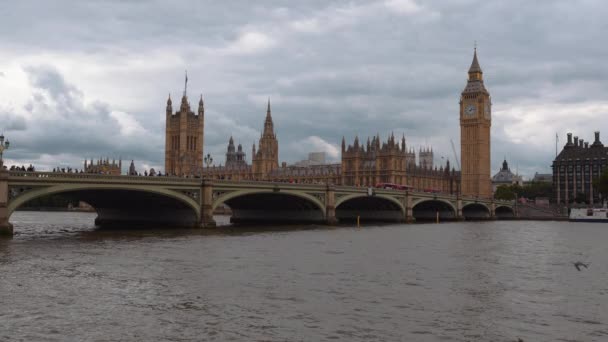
top-left (569, 208), bottom-right (608, 222)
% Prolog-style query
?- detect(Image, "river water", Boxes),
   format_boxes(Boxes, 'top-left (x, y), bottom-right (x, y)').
top-left (1, 212), bottom-right (607, 341)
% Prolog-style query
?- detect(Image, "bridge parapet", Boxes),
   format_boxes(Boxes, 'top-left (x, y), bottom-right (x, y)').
top-left (8, 171), bottom-right (198, 184)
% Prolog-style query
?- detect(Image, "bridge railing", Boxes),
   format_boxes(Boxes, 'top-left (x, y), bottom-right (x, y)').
top-left (7, 171), bottom-right (198, 184)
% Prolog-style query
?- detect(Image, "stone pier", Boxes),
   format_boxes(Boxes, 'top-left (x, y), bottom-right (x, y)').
top-left (325, 184), bottom-right (338, 225)
top-left (199, 179), bottom-right (216, 228)
top-left (0, 170), bottom-right (13, 236)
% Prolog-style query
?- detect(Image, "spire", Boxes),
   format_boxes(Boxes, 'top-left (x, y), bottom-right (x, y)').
top-left (198, 94), bottom-right (204, 116)
top-left (166, 93), bottom-right (172, 114)
top-left (469, 47), bottom-right (483, 75)
top-left (183, 70), bottom-right (188, 97)
top-left (263, 97), bottom-right (274, 136)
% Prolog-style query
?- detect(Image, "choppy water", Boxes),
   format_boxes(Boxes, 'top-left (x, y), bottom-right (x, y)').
top-left (1, 212), bottom-right (607, 341)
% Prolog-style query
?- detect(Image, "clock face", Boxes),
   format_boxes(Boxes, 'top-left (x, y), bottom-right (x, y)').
top-left (484, 102), bottom-right (491, 119)
top-left (465, 104), bottom-right (476, 116)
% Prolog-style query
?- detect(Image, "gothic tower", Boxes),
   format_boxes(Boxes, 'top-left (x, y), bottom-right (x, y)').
top-left (252, 99), bottom-right (279, 178)
top-left (460, 48), bottom-right (492, 198)
top-left (165, 74), bottom-right (205, 176)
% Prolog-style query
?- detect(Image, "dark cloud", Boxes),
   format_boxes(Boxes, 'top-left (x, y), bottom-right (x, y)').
top-left (1, 0), bottom-right (607, 177)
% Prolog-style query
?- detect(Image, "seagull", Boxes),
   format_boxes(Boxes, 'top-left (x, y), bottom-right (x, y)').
top-left (573, 261), bottom-right (589, 271)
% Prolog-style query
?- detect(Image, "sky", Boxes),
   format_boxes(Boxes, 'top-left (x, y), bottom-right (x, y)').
top-left (0, 0), bottom-right (606, 179)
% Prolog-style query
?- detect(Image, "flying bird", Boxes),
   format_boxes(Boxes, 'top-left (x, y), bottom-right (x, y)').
top-left (573, 261), bottom-right (589, 271)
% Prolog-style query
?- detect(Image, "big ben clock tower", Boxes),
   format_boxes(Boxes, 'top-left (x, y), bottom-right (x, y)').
top-left (460, 48), bottom-right (492, 198)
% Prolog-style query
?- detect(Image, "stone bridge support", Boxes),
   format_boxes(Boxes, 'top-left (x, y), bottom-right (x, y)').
top-left (0, 170), bottom-right (12, 236)
top-left (404, 191), bottom-right (414, 223)
top-left (200, 180), bottom-right (216, 228)
top-left (325, 185), bottom-right (338, 225)
top-left (456, 197), bottom-right (464, 221)
top-left (491, 201), bottom-right (496, 219)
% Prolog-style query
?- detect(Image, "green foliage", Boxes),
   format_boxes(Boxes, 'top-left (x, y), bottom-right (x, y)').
top-left (574, 192), bottom-right (588, 204)
top-left (593, 168), bottom-right (608, 199)
top-left (518, 181), bottom-right (553, 200)
top-left (494, 185), bottom-right (517, 200)
top-left (494, 181), bottom-right (553, 201)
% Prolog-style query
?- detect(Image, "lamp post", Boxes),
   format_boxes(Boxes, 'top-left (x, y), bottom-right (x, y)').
top-left (204, 153), bottom-right (213, 179)
top-left (0, 134), bottom-right (10, 168)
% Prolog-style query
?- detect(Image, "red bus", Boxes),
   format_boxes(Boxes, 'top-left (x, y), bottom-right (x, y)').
top-left (375, 183), bottom-right (413, 191)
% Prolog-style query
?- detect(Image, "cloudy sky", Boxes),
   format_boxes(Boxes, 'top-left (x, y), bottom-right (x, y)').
top-left (1, 0), bottom-right (606, 178)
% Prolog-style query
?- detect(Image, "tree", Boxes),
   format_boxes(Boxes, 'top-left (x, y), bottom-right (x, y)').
top-left (593, 168), bottom-right (608, 201)
top-left (494, 185), bottom-right (516, 200)
top-left (574, 192), bottom-right (587, 204)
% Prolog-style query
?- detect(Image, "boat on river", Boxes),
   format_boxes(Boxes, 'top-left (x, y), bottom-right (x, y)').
top-left (569, 208), bottom-right (608, 222)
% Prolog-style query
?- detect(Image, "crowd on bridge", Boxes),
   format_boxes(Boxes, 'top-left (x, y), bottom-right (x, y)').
top-left (8, 165), bottom-right (36, 172)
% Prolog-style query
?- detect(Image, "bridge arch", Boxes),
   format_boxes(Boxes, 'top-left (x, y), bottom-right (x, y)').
top-left (8, 184), bottom-right (201, 227)
top-left (462, 202), bottom-right (491, 219)
top-left (412, 198), bottom-right (457, 221)
top-left (335, 194), bottom-right (405, 222)
top-left (213, 189), bottom-right (326, 224)
top-left (495, 205), bottom-right (515, 218)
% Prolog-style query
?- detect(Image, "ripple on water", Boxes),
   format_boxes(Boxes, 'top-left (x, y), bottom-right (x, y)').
top-left (2, 213), bottom-right (608, 341)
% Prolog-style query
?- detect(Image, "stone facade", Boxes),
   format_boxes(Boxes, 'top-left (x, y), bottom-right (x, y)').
top-left (340, 134), bottom-right (458, 192)
top-left (251, 100), bottom-right (279, 179)
top-left (84, 158), bottom-right (122, 175)
top-left (419, 147), bottom-right (434, 169)
top-left (164, 76), bottom-right (205, 177)
top-left (552, 132), bottom-right (607, 205)
top-left (460, 48), bottom-right (492, 198)
top-left (225, 136), bottom-right (247, 169)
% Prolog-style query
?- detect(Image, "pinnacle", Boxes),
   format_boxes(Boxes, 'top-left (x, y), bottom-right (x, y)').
top-left (469, 48), bottom-right (482, 74)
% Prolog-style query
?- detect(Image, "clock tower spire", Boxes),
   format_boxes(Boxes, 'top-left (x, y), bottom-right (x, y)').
top-left (460, 48), bottom-right (492, 198)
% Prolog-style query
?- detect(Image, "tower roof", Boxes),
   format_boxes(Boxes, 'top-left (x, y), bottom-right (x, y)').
top-left (263, 97), bottom-right (275, 136)
top-left (468, 48), bottom-right (482, 74)
top-left (462, 48), bottom-right (488, 94)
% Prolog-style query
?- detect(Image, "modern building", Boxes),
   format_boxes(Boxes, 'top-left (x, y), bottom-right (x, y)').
top-left (492, 159), bottom-right (523, 192)
top-left (84, 158), bottom-right (122, 175)
top-left (552, 132), bottom-right (607, 205)
top-left (164, 76), bottom-right (205, 177)
top-left (460, 48), bottom-right (492, 198)
top-left (294, 152), bottom-right (327, 167)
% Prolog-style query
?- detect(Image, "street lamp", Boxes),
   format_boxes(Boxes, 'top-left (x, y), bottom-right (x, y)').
top-left (204, 153), bottom-right (213, 168)
top-left (204, 153), bottom-right (213, 179)
top-left (0, 134), bottom-right (10, 168)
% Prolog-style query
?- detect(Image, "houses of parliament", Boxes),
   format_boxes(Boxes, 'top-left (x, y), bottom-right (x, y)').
top-left (165, 49), bottom-right (492, 198)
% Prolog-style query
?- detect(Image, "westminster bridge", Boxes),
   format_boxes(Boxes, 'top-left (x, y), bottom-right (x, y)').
top-left (0, 170), bottom-right (515, 236)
